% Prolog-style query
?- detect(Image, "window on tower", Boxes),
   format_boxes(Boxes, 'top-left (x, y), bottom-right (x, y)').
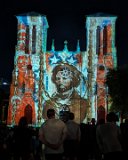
top-left (32, 25), bottom-right (36, 54)
top-left (103, 26), bottom-right (107, 55)
top-left (96, 26), bottom-right (100, 55)
top-left (25, 25), bottom-right (29, 54)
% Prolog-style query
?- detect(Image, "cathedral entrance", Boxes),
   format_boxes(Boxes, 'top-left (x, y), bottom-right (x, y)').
top-left (97, 105), bottom-right (105, 122)
top-left (24, 104), bottom-right (32, 124)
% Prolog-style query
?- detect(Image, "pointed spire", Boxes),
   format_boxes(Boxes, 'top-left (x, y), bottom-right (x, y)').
top-left (51, 39), bottom-right (55, 51)
top-left (77, 40), bottom-right (80, 52)
top-left (63, 40), bottom-right (68, 51)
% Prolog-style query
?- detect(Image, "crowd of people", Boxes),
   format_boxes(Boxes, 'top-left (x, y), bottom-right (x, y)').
top-left (0, 110), bottom-right (128, 160)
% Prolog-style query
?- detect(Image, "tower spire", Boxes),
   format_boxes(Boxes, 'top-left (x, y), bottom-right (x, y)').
top-left (76, 40), bottom-right (80, 52)
top-left (51, 39), bottom-right (55, 51)
top-left (63, 40), bottom-right (68, 51)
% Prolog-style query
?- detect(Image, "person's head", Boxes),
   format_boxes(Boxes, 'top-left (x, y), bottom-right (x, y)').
top-left (69, 112), bottom-right (74, 120)
top-left (91, 118), bottom-right (96, 125)
top-left (106, 112), bottom-right (117, 123)
top-left (47, 108), bottom-right (55, 119)
top-left (59, 111), bottom-right (69, 122)
top-left (125, 118), bottom-right (128, 123)
top-left (52, 63), bottom-right (81, 92)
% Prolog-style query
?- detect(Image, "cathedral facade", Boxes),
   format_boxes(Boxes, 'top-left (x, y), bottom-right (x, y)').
top-left (7, 12), bottom-right (117, 126)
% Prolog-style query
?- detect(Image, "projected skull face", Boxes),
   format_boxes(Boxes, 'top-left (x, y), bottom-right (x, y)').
top-left (55, 67), bottom-right (73, 92)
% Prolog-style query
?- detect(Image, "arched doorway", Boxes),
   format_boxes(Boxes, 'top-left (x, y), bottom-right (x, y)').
top-left (24, 104), bottom-right (32, 124)
top-left (97, 105), bottom-right (105, 122)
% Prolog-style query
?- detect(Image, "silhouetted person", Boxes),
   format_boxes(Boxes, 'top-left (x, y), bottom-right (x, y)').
top-left (96, 112), bottom-right (123, 160)
top-left (64, 112), bottom-right (81, 160)
top-left (39, 108), bottom-right (68, 160)
top-left (87, 118), bottom-right (98, 160)
top-left (120, 118), bottom-right (128, 155)
top-left (13, 116), bottom-right (33, 160)
top-left (0, 124), bottom-right (10, 160)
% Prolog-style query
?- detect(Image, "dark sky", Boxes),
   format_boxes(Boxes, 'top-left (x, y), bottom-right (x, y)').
top-left (0, 0), bottom-right (128, 81)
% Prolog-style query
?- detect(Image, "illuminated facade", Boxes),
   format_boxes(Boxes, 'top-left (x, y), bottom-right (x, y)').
top-left (86, 14), bottom-right (117, 121)
top-left (7, 12), bottom-right (117, 126)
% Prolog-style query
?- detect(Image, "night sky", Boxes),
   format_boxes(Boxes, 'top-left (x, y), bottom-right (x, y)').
top-left (0, 0), bottom-right (128, 82)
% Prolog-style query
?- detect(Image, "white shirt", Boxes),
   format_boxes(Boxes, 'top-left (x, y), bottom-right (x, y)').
top-left (39, 118), bottom-right (68, 154)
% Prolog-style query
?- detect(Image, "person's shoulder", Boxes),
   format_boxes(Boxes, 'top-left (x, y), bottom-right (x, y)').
top-left (68, 120), bottom-right (79, 125)
top-left (72, 121), bottom-right (80, 128)
top-left (96, 123), bottom-right (106, 130)
top-left (57, 119), bottom-right (67, 126)
top-left (56, 118), bottom-right (64, 123)
top-left (46, 118), bottom-right (63, 125)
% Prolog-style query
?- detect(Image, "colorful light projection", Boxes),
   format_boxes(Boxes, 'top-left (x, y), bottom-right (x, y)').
top-left (7, 12), bottom-right (117, 126)
top-left (86, 14), bottom-right (117, 121)
top-left (42, 40), bottom-right (89, 124)
top-left (7, 13), bottom-right (49, 126)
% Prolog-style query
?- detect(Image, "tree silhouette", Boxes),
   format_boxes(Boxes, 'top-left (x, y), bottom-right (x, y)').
top-left (106, 65), bottom-right (128, 120)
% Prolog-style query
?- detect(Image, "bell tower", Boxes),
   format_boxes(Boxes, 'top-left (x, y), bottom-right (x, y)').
top-left (86, 13), bottom-right (117, 121)
top-left (7, 12), bottom-right (49, 126)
